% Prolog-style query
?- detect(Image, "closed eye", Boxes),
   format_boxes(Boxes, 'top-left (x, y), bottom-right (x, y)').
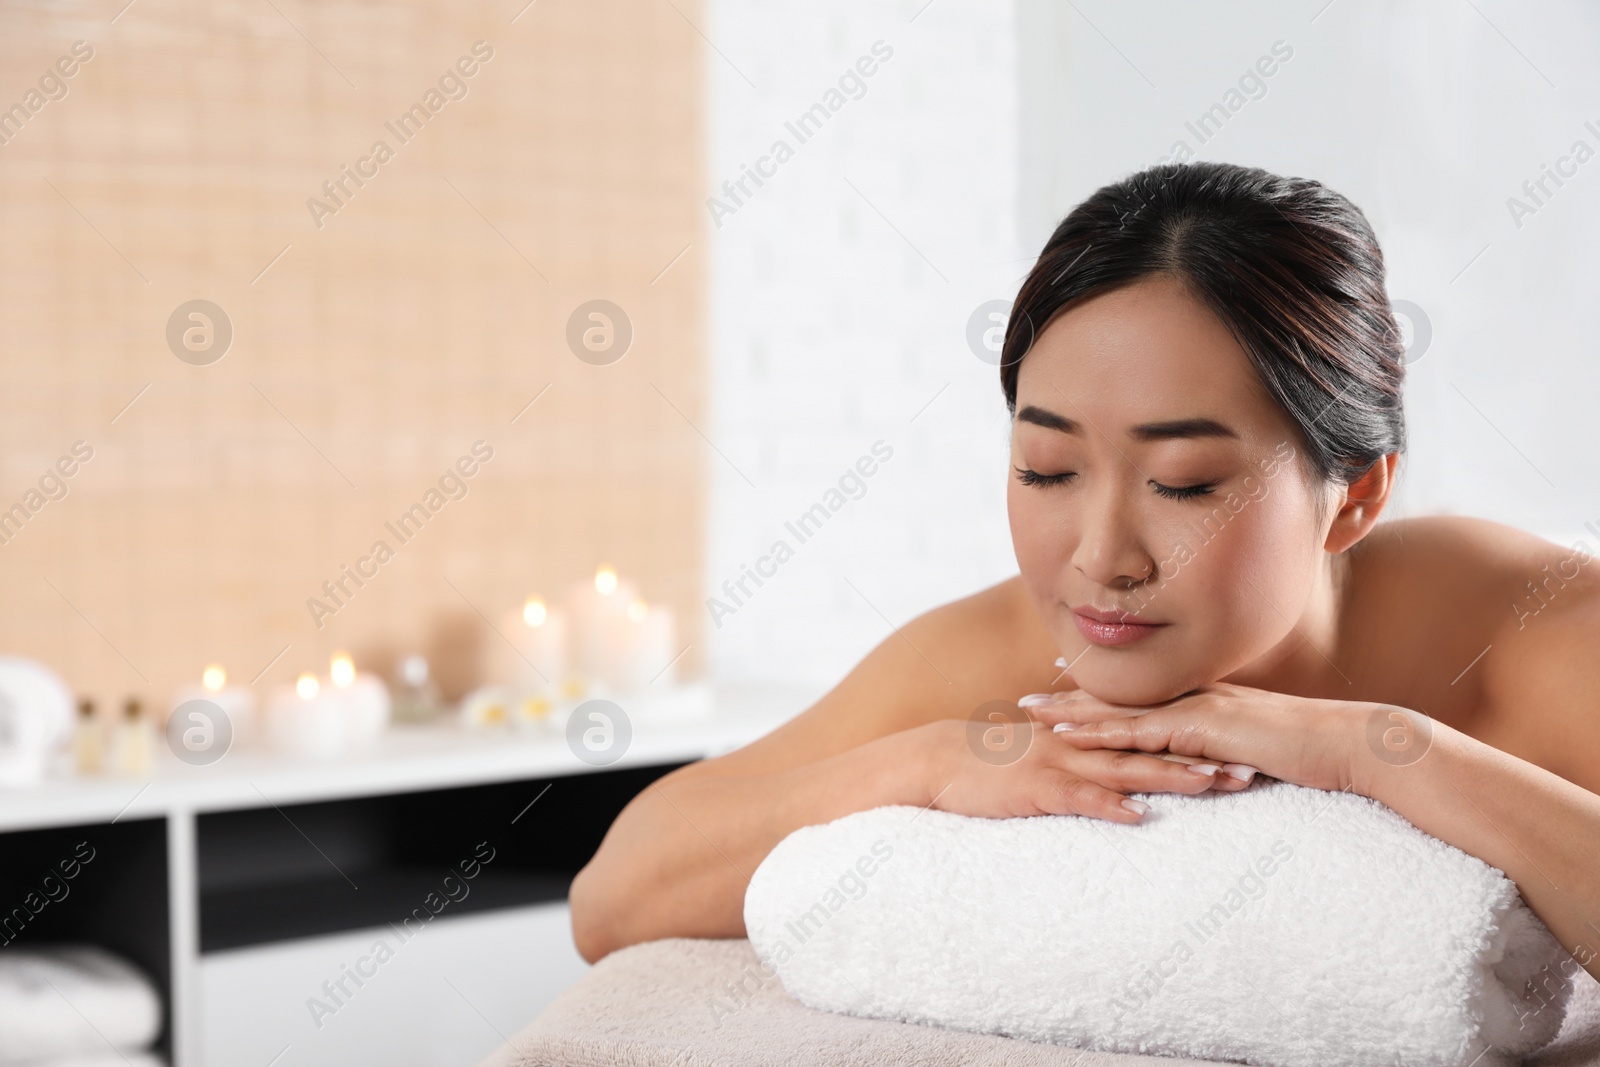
top-left (1150, 480), bottom-right (1217, 501)
top-left (1015, 467), bottom-right (1219, 501)
top-left (1013, 466), bottom-right (1075, 488)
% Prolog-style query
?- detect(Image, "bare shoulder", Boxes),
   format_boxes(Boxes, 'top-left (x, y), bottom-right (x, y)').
top-left (1353, 515), bottom-right (1597, 622)
top-left (672, 576), bottom-right (1059, 780)
top-left (1362, 516), bottom-right (1600, 788)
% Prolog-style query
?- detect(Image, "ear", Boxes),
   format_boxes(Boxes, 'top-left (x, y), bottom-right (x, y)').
top-left (1323, 453), bottom-right (1397, 554)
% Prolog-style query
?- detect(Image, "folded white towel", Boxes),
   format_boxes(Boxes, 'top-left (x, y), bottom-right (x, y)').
top-left (0, 944), bottom-right (162, 1063)
top-left (745, 779), bottom-right (1589, 1067)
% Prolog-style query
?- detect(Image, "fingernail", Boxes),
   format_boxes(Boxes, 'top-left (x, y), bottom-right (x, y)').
top-left (1018, 693), bottom-right (1057, 707)
top-left (1052, 722), bottom-right (1076, 733)
top-left (1054, 656), bottom-right (1069, 668)
top-left (1186, 763), bottom-right (1219, 777)
top-left (1222, 764), bottom-right (1257, 782)
top-left (1121, 799), bottom-right (1150, 816)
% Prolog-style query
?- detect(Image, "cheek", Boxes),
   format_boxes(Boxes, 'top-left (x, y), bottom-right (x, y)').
top-left (1163, 491), bottom-right (1321, 631)
top-left (1006, 482), bottom-right (1071, 574)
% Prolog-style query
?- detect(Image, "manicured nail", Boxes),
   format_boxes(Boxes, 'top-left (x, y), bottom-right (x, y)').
top-left (1121, 799), bottom-right (1150, 816)
top-left (1186, 763), bottom-right (1220, 777)
top-left (1052, 722), bottom-right (1076, 733)
top-left (1018, 693), bottom-right (1058, 707)
top-left (1055, 656), bottom-right (1070, 668)
top-left (1222, 764), bottom-right (1258, 782)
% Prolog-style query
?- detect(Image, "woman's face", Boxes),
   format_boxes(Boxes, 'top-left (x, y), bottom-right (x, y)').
top-left (1007, 273), bottom-right (1337, 705)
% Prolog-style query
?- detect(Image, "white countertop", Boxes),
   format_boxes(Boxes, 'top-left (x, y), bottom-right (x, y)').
top-left (0, 682), bottom-right (810, 833)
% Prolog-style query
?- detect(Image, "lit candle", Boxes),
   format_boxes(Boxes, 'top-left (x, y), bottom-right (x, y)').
top-left (565, 565), bottom-right (640, 692)
top-left (265, 671), bottom-right (347, 759)
top-left (493, 596), bottom-right (568, 692)
top-left (329, 651), bottom-right (391, 747)
top-left (171, 663), bottom-right (257, 745)
top-left (610, 599), bottom-right (679, 693)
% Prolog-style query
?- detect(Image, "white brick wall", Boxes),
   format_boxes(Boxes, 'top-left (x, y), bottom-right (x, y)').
top-left (703, 1), bottom-right (1025, 693)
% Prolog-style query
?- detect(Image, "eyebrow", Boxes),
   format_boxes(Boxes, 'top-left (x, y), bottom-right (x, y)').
top-left (1015, 405), bottom-right (1239, 442)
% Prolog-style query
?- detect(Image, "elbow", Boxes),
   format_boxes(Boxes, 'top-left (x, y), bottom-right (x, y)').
top-left (569, 861), bottom-right (618, 965)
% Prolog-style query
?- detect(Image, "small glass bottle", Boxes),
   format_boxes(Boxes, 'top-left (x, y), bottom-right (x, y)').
top-left (391, 655), bottom-right (442, 724)
top-left (72, 698), bottom-right (103, 775)
top-left (109, 697), bottom-right (154, 776)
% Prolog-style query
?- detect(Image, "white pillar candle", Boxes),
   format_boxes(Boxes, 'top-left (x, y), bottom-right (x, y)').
top-left (171, 664), bottom-right (257, 744)
top-left (565, 566), bottom-right (640, 690)
top-left (610, 599), bottom-right (679, 693)
top-left (328, 652), bottom-right (391, 747)
top-left (265, 672), bottom-right (348, 759)
top-left (494, 597), bottom-right (568, 692)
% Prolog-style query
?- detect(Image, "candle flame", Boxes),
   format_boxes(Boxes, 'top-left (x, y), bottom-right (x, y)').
top-left (523, 597), bottom-right (548, 626)
top-left (330, 653), bottom-right (355, 688)
top-left (202, 664), bottom-right (226, 691)
top-left (626, 599), bottom-right (648, 623)
top-left (595, 566), bottom-right (618, 595)
top-left (296, 673), bottom-right (320, 699)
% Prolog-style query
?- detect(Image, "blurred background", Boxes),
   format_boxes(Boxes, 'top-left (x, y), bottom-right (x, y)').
top-left (4, 0), bottom-right (1597, 709)
top-left (2, 1), bottom-right (1598, 1065)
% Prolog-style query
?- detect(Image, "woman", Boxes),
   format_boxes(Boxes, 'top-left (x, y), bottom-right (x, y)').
top-left (570, 162), bottom-right (1600, 985)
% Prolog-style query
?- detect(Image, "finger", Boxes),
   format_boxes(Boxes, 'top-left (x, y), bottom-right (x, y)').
top-left (1022, 692), bottom-right (1147, 727)
top-left (1055, 705), bottom-right (1182, 748)
top-left (1063, 746), bottom-right (1226, 795)
top-left (1030, 770), bottom-right (1151, 824)
top-left (1059, 714), bottom-right (1261, 786)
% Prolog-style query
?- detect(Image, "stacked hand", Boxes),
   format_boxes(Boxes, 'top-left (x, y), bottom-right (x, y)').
top-left (923, 681), bottom-right (1370, 824)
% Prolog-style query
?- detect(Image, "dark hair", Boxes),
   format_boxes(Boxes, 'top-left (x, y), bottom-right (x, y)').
top-left (1001, 161), bottom-right (1406, 486)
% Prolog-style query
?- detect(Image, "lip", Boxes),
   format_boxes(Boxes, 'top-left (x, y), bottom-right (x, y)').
top-left (1072, 606), bottom-right (1167, 647)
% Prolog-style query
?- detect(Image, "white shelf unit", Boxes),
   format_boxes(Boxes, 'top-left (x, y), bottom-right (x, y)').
top-left (0, 683), bottom-right (806, 1067)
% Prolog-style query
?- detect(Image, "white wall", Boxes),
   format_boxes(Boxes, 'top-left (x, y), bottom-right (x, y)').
top-left (1013, 0), bottom-right (1600, 547)
top-left (703, 0), bottom-right (1025, 694)
top-left (705, 0), bottom-right (1600, 694)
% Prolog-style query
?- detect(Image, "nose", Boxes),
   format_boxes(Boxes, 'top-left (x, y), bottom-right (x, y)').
top-left (1070, 477), bottom-right (1157, 589)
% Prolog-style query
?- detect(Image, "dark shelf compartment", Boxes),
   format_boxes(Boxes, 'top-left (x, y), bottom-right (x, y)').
top-left (0, 818), bottom-right (170, 1061)
top-left (197, 760), bottom-right (688, 953)
top-left (200, 868), bottom-right (572, 952)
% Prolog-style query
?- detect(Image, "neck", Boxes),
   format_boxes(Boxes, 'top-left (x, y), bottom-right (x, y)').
top-left (1220, 549), bottom-right (1354, 699)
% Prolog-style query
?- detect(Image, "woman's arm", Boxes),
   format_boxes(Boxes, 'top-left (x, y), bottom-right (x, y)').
top-left (569, 579), bottom-right (1243, 963)
top-left (567, 724), bottom-right (933, 963)
top-left (1356, 600), bottom-right (1600, 986)
top-left (1042, 599), bottom-right (1600, 985)
top-left (569, 591), bottom-right (1017, 964)
top-left (1353, 718), bottom-right (1600, 985)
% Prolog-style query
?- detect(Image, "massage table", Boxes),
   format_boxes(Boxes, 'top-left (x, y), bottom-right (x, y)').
top-left (479, 937), bottom-right (1600, 1067)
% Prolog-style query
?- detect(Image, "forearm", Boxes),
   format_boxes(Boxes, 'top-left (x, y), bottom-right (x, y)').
top-left (570, 727), bottom-right (931, 961)
top-left (1353, 719), bottom-right (1600, 982)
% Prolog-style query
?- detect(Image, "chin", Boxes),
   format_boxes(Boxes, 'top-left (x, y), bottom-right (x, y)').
top-left (1068, 654), bottom-right (1203, 707)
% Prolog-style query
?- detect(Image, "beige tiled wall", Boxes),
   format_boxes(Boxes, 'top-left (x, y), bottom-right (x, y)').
top-left (0, 0), bottom-right (706, 710)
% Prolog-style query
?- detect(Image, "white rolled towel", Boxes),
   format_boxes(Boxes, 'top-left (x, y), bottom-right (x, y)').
top-left (0, 944), bottom-right (162, 1063)
top-left (745, 779), bottom-right (1588, 1067)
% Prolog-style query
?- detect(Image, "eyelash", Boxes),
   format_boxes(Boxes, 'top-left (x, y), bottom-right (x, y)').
top-left (1012, 467), bottom-right (1218, 501)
